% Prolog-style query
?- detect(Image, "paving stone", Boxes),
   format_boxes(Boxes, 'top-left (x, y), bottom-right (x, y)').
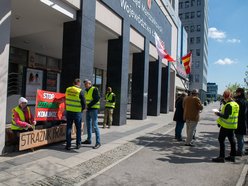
top-left (2, 171), bottom-right (46, 186)
top-left (0, 171), bottom-right (15, 183)
top-left (0, 162), bottom-right (15, 171)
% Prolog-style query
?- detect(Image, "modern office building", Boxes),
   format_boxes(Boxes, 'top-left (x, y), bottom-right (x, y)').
top-left (178, 0), bottom-right (208, 101)
top-left (0, 0), bottom-right (188, 154)
top-left (206, 82), bottom-right (218, 101)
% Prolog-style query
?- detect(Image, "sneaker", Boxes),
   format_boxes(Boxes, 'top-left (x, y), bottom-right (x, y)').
top-left (212, 157), bottom-right (225, 163)
top-left (65, 146), bottom-right (71, 150)
top-left (225, 156), bottom-right (235, 162)
top-left (93, 143), bottom-right (101, 149)
top-left (177, 138), bottom-right (183, 142)
top-left (82, 140), bottom-right (91, 144)
top-left (76, 144), bottom-right (81, 149)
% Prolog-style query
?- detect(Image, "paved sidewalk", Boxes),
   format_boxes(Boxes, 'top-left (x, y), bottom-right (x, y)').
top-left (1, 102), bottom-right (247, 186)
top-left (0, 111), bottom-right (174, 185)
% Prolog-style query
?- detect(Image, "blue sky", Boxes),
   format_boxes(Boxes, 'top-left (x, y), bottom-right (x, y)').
top-left (208, 0), bottom-right (248, 94)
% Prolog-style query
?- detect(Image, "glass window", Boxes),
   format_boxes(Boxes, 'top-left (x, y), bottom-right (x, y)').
top-left (197, 11), bottom-right (201, 17)
top-left (185, 12), bottom-right (190, 19)
top-left (197, 25), bottom-right (201, 31)
top-left (195, 61), bottom-right (200, 68)
top-left (93, 68), bottom-right (103, 96)
top-left (179, 2), bottom-right (183, 9)
top-left (196, 49), bottom-right (200, 56)
top-left (190, 25), bottom-right (195, 32)
top-left (9, 47), bottom-right (28, 66)
top-left (191, 12), bottom-right (195, 19)
top-left (47, 57), bottom-right (60, 72)
top-left (191, 0), bottom-right (195, 6)
top-left (185, 1), bottom-right (190, 8)
top-left (179, 13), bottom-right (183, 20)
top-left (195, 74), bottom-right (200, 82)
top-left (197, 0), bottom-right (201, 6)
top-left (35, 54), bottom-right (47, 69)
top-left (46, 71), bottom-right (58, 92)
top-left (190, 37), bottom-right (194, 44)
top-left (196, 37), bottom-right (201, 43)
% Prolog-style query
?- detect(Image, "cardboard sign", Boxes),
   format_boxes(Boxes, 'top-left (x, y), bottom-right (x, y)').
top-left (35, 90), bottom-right (66, 121)
top-left (19, 124), bottom-right (78, 151)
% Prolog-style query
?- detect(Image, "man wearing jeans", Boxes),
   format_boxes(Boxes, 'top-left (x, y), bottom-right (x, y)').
top-left (183, 89), bottom-right (203, 146)
top-left (65, 78), bottom-right (86, 150)
top-left (82, 79), bottom-right (101, 149)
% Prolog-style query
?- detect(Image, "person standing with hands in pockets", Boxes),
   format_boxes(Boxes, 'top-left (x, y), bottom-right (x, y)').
top-left (82, 79), bottom-right (101, 149)
top-left (103, 87), bottom-right (116, 129)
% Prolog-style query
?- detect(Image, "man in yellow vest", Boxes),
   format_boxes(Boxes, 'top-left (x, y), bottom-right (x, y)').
top-left (212, 89), bottom-right (239, 163)
top-left (82, 79), bottom-right (101, 149)
top-left (65, 78), bottom-right (86, 150)
top-left (103, 87), bottom-right (116, 129)
top-left (11, 97), bottom-right (36, 145)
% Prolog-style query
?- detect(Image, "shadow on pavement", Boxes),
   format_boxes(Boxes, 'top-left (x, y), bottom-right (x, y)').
top-left (133, 129), bottom-right (229, 164)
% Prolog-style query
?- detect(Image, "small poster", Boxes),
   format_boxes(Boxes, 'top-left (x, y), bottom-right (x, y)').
top-left (26, 68), bottom-right (43, 104)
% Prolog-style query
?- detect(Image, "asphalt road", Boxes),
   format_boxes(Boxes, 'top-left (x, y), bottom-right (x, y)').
top-left (82, 102), bottom-right (247, 186)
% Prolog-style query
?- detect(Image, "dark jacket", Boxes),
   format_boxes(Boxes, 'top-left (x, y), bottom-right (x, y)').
top-left (235, 96), bottom-right (247, 135)
top-left (173, 96), bottom-right (185, 122)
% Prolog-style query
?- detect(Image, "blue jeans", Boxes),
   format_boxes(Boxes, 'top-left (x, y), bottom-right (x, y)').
top-left (66, 111), bottom-right (82, 147)
top-left (86, 109), bottom-right (100, 144)
top-left (175, 121), bottom-right (184, 140)
top-left (236, 134), bottom-right (244, 154)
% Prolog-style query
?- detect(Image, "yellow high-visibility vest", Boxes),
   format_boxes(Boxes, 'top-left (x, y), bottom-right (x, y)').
top-left (217, 101), bottom-right (239, 129)
top-left (105, 92), bottom-right (115, 108)
top-left (11, 106), bottom-right (31, 130)
top-left (84, 86), bottom-right (100, 109)
top-left (65, 86), bottom-right (82, 112)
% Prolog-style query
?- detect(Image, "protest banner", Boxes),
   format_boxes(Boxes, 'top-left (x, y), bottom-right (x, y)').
top-left (35, 89), bottom-right (66, 121)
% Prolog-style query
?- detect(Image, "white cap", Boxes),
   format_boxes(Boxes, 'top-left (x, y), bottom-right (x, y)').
top-left (19, 97), bottom-right (28, 105)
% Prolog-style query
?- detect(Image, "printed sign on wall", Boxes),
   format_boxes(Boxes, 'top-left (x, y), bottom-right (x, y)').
top-left (26, 68), bottom-right (43, 105)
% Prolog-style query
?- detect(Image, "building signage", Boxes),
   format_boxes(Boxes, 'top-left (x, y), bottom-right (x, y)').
top-left (120, 0), bottom-right (163, 35)
top-left (35, 90), bottom-right (66, 121)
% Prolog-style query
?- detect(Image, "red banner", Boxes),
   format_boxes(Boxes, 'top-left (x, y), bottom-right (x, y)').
top-left (35, 90), bottom-right (66, 121)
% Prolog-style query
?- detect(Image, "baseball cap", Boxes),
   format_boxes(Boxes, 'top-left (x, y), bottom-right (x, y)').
top-left (19, 97), bottom-right (28, 105)
top-left (83, 79), bottom-right (91, 83)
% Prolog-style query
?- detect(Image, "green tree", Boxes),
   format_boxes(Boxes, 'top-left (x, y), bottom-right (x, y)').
top-left (245, 65), bottom-right (248, 89)
top-left (225, 83), bottom-right (242, 94)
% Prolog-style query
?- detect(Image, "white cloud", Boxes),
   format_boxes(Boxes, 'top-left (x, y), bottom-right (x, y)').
top-left (227, 38), bottom-right (241, 43)
top-left (208, 27), bottom-right (226, 41)
top-left (214, 58), bottom-right (236, 65)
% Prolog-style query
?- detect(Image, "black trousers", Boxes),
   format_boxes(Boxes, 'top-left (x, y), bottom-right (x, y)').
top-left (218, 127), bottom-right (236, 157)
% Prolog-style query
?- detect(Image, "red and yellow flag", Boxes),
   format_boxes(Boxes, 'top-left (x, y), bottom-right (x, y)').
top-left (182, 52), bottom-right (192, 74)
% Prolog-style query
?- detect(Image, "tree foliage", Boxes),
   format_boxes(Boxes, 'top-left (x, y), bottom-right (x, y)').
top-left (225, 83), bottom-right (242, 94)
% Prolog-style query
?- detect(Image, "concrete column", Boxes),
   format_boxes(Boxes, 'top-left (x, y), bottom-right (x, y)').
top-left (0, 0), bottom-right (11, 154)
top-left (160, 65), bottom-right (170, 113)
top-left (107, 21), bottom-right (130, 125)
top-left (148, 59), bottom-right (162, 116)
top-left (131, 41), bottom-right (149, 119)
top-left (61, 0), bottom-right (96, 92)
